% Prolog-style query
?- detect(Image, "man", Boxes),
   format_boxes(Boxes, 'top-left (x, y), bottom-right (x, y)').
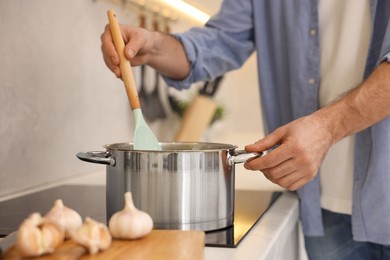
top-left (101, 0), bottom-right (390, 258)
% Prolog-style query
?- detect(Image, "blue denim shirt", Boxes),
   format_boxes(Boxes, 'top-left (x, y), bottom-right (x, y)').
top-left (165, 0), bottom-right (390, 244)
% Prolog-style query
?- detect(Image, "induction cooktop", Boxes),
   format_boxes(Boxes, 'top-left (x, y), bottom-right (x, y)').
top-left (0, 185), bottom-right (280, 248)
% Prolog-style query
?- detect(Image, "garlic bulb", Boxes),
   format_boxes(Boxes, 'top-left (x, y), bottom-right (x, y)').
top-left (45, 199), bottom-right (82, 238)
top-left (69, 217), bottom-right (112, 255)
top-left (16, 213), bottom-right (65, 257)
top-left (109, 192), bottom-right (153, 239)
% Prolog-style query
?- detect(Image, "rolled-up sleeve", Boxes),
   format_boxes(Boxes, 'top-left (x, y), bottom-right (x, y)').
top-left (379, 21), bottom-right (390, 63)
top-left (382, 52), bottom-right (390, 63)
top-left (375, 1), bottom-right (390, 64)
top-left (163, 0), bottom-right (256, 90)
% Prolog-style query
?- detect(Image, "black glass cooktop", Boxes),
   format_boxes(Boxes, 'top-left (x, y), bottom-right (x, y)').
top-left (0, 185), bottom-right (279, 248)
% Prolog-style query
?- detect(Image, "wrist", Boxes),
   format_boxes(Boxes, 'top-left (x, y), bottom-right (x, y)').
top-left (149, 31), bottom-right (190, 79)
top-left (311, 106), bottom-right (346, 145)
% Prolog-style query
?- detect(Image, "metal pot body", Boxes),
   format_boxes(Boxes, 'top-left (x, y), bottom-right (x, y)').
top-left (77, 142), bottom-right (261, 231)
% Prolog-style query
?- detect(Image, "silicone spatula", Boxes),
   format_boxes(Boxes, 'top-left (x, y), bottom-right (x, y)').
top-left (107, 10), bottom-right (161, 150)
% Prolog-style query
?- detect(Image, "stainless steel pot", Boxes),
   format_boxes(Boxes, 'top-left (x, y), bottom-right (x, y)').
top-left (76, 142), bottom-right (262, 231)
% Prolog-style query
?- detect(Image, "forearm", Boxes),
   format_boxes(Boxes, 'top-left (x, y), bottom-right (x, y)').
top-left (243, 62), bottom-right (390, 191)
top-left (147, 32), bottom-right (190, 80)
top-left (314, 62), bottom-right (390, 144)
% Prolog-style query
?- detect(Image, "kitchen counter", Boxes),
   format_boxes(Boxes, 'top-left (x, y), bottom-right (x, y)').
top-left (0, 170), bottom-right (303, 260)
top-left (67, 170), bottom-right (303, 259)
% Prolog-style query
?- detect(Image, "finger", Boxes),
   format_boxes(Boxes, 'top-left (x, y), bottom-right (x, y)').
top-left (275, 170), bottom-right (315, 191)
top-left (101, 49), bottom-right (121, 77)
top-left (260, 158), bottom-right (295, 180)
top-left (245, 145), bottom-right (293, 171)
top-left (122, 27), bottom-right (147, 62)
top-left (101, 25), bottom-right (120, 65)
top-left (245, 127), bottom-right (285, 153)
top-left (101, 25), bottom-right (120, 75)
top-left (267, 170), bottom-right (300, 190)
top-left (262, 168), bottom-right (296, 187)
top-left (285, 176), bottom-right (313, 191)
top-left (101, 51), bottom-right (121, 78)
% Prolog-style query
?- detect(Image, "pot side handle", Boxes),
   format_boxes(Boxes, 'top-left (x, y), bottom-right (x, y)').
top-left (228, 150), bottom-right (263, 166)
top-left (76, 151), bottom-right (116, 166)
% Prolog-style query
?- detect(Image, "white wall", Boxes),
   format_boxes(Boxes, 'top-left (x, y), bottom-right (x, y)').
top-left (0, 0), bottom-right (281, 198)
top-left (0, 0), bottom-right (130, 196)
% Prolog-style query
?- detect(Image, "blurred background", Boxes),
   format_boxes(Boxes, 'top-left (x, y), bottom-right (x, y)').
top-left (0, 0), bottom-right (282, 199)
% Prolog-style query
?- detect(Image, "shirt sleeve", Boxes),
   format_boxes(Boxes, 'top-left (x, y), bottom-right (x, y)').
top-left (163, 0), bottom-right (256, 90)
top-left (382, 52), bottom-right (390, 63)
top-left (379, 22), bottom-right (390, 63)
top-left (376, 1), bottom-right (390, 64)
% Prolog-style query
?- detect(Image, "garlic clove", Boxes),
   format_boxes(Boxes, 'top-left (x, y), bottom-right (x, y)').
top-left (108, 192), bottom-right (153, 240)
top-left (16, 212), bottom-right (65, 257)
top-left (69, 217), bottom-right (112, 255)
top-left (40, 218), bottom-right (65, 253)
top-left (45, 199), bottom-right (83, 239)
top-left (16, 213), bottom-right (44, 257)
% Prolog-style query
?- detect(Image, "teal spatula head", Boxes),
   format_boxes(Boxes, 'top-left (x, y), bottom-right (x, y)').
top-left (133, 109), bottom-right (161, 150)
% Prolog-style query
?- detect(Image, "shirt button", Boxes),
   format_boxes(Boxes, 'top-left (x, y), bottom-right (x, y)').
top-left (308, 78), bottom-right (315, 85)
top-left (310, 29), bottom-right (317, 36)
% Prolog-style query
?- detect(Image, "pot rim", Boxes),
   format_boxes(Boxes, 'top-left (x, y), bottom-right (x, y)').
top-left (103, 141), bottom-right (238, 152)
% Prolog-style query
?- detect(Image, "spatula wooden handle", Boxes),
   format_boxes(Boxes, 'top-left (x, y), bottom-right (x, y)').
top-left (107, 10), bottom-right (140, 110)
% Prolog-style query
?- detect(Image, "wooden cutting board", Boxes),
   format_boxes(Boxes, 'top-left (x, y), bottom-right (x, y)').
top-left (3, 230), bottom-right (205, 260)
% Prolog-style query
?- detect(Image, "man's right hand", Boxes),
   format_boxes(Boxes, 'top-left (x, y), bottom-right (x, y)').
top-left (100, 23), bottom-right (190, 80)
top-left (100, 24), bottom-right (155, 78)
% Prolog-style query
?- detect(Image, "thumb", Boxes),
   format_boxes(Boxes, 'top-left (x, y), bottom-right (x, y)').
top-left (245, 128), bottom-right (285, 153)
top-left (125, 45), bottom-right (136, 60)
top-left (124, 37), bottom-right (147, 64)
top-left (123, 27), bottom-right (146, 62)
top-left (121, 28), bottom-right (139, 60)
